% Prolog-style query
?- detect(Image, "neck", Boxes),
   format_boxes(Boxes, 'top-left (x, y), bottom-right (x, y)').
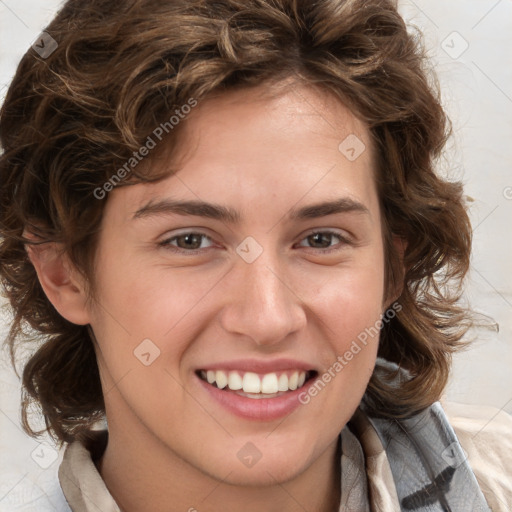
top-left (97, 414), bottom-right (341, 512)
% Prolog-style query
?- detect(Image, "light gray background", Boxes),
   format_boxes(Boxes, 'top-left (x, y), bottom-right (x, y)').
top-left (1, 1), bottom-right (511, 509)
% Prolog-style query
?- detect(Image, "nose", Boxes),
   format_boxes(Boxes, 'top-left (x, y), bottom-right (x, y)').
top-left (218, 250), bottom-right (307, 347)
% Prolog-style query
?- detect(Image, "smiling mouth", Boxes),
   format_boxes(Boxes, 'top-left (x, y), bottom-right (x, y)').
top-left (197, 369), bottom-right (317, 398)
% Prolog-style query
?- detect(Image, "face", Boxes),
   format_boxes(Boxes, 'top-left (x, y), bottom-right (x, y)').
top-left (84, 82), bottom-right (389, 485)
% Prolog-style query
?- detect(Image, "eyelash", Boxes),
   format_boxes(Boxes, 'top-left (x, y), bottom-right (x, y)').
top-left (158, 230), bottom-right (352, 255)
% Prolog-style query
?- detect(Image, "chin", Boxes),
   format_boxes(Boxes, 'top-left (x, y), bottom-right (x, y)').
top-left (194, 435), bottom-right (320, 487)
top-left (210, 458), bottom-right (308, 488)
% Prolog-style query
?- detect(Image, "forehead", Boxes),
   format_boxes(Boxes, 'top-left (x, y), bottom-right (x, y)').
top-left (105, 82), bottom-right (379, 226)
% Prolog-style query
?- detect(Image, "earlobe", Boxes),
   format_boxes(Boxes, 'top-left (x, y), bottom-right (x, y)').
top-left (25, 239), bottom-right (91, 326)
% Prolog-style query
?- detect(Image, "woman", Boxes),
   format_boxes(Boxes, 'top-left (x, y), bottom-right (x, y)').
top-left (0, 0), bottom-right (510, 510)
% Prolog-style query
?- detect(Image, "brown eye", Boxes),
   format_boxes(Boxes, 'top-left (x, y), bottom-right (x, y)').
top-left (297, 230), bottom-right (352, 253)
top-left (306, 232), bottom-right (336, 249)
top-left (160, 232), bottom-right (213, 252)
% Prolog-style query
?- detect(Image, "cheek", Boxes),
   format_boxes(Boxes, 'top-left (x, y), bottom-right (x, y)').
top-left (315, 252), bottom-right (386, 327)
top-left (310, 252), bottom-right (385, 379)
top-left (320, 283), bottom-right (382, 374)
top-left (87, 255), bottom-right (224, 375)
top-left (307, 273), bottom-right (383, 415)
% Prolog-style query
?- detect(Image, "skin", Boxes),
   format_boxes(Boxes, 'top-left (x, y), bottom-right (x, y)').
top-left (29, 81), bottom-right (403, 512)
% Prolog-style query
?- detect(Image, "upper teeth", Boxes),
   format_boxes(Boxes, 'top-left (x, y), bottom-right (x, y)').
top-left (202, 370), bottom-right (307, 394)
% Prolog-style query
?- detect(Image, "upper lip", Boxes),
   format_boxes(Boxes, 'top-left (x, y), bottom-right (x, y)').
top-left (197, 358), bottom-right (317, 374)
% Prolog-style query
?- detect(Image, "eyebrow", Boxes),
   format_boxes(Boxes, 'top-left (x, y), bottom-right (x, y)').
top-left (132, 197), bottom-right (370, 223)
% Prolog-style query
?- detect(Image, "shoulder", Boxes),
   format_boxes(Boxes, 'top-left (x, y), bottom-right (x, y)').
top-left (443, 401), bottom-right (512, 512)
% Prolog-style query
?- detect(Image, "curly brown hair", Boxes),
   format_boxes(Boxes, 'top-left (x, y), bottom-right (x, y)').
top-left (0, 0), bottom-right (472, 445)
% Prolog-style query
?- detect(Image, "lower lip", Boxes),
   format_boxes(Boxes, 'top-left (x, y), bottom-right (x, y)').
top-left (196, 375), bottom-right (315, 421)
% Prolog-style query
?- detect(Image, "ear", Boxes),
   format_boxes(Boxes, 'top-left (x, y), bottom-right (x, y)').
top-left (385, 234), bottom-right (408, 308)
top-left (24, 237), bottom-right (91, 325)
